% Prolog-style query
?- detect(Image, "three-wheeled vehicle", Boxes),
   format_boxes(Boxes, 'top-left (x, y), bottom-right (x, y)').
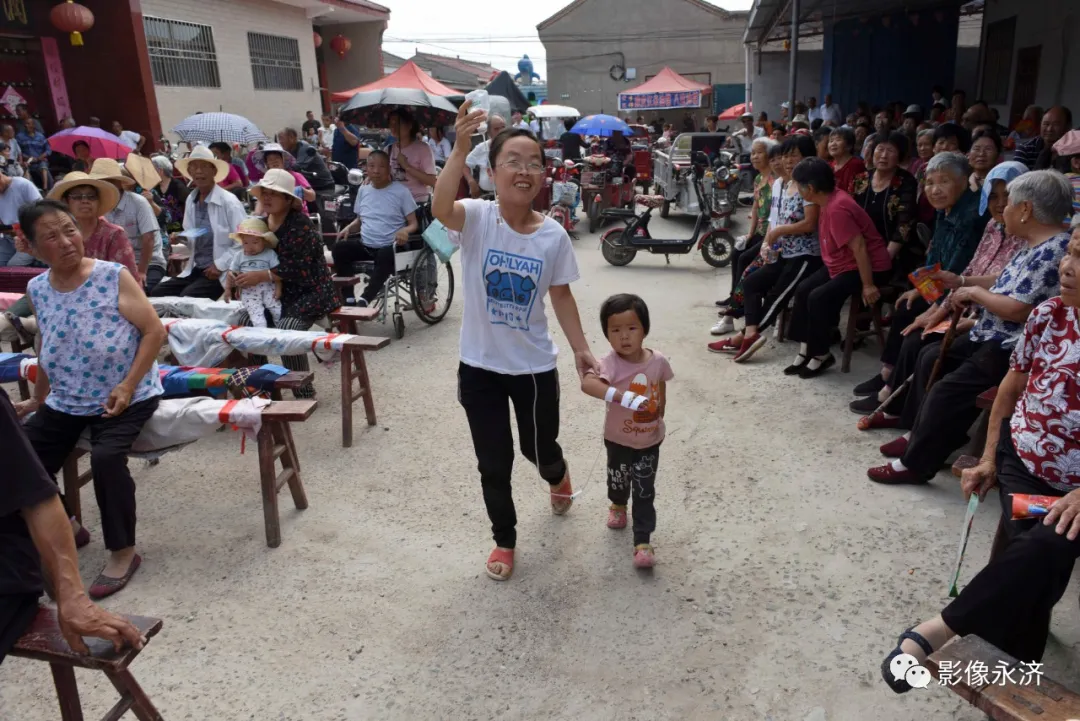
top-left (652, 133), bottom-right (728, 218)
top-left (580, 154), bottom-right (636, 234)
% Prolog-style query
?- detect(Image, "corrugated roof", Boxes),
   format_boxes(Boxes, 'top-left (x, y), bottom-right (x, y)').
top-left (411, 51), bottom-right (498, 83)
top-left (744, 0), bottom-right (974, 45)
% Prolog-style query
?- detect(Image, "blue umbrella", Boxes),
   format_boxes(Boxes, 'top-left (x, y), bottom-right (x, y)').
top-left (571, 114), bottom-right (631, 137)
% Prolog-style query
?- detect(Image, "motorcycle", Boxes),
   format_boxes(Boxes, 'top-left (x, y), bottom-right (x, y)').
top-left (598, 151), bottom-right (733, 269)
top-left (547, 160), bottom-right (582, 238)
top-left (580, 154), bottom-right (636, 234)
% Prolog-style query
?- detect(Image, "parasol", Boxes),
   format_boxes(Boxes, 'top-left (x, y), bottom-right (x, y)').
top-left (570, 114), bottom-right (630, 137)
top-left (172, 112), bottom-right (267, 145)
top-left (338, 88), bottom-right (460, 129)
top-left (47, 126), bottom-right (130, 160)
top-left (718, 102), bottom-right (752, 120)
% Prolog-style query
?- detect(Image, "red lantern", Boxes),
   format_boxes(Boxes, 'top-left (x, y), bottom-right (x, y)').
top-left (50, 0), bottom-right (94, 47)
top-left (329, 34), bottom-right (351, 59)
top-left (313, 31), bottom-right (322, 49)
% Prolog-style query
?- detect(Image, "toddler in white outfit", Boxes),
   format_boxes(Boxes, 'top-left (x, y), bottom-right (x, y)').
top-left (224, 217), bottom-right (282, 328)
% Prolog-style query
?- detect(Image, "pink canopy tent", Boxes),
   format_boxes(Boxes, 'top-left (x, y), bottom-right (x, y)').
top-left (330, 60), bottom-right (459, 103)
top-left (618, 67), bottom-right (711, 112)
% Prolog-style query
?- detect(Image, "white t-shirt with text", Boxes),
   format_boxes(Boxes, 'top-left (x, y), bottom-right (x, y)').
top-left (453, 199), bottom-right (580, 374)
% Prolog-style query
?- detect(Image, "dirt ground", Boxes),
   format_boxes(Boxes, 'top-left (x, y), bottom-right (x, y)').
top-left (3, 211), bottom-right (1080, 721)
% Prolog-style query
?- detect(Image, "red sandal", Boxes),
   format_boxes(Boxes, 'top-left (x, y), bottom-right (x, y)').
top-left (550, 470), bottom-right (573, 515)
top-left (486, 547), bottom-right (514, 581)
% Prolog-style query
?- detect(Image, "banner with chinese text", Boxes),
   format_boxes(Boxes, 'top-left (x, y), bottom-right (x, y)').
top-left (618, 90), bottom-right (702, 111)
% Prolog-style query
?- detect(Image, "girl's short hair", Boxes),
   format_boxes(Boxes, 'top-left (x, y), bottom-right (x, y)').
top-left (600, 293), bottom-right (650, 335)
top-left (781, 134), bottom-right (817, 160)
top-left (488, 128), bottom-right (544, 169)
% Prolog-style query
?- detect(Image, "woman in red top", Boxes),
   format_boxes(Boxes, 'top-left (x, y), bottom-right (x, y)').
top-left (784, 157), bottom-right (893, 377)
top-left (827, 127), bottom-right (865, 195)
top-left (880, 228), bottom-right (1080, 692)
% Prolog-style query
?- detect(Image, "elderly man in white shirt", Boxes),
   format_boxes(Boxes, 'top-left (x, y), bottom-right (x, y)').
top-left (807, 96), bottom-right (823, 124)
top-left (462, 114), bottom-right (507, 197)
top-left (819, 94), bottom-right (844, 126)
top-left (728, 113), bottom-right (765, 156)
top-left (150, 146), bottom-right (246, 299)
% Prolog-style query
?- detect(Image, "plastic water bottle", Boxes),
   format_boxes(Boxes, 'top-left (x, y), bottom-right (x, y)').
top-left (463, 89), bottom-right (490, 135)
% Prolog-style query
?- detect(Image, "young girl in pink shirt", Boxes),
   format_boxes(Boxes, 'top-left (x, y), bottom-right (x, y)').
top-left (582, 294), bottom-right (674, 568)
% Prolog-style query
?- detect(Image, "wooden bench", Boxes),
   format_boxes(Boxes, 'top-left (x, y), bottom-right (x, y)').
top-left (329, 307), bottom-right (386, 447)
top-left (926, 635), bottom-right (1080, 720)
top-left (842, 294), bottom-right (886, 373)
top-left (331, 274), bottom-right (363, 303)
top-left (11, 606), bottom-right (163, 721)
top-left (63, 400), bottom-right (317, 548)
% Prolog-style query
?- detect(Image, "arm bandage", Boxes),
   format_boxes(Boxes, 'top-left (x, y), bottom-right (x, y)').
top-left (604, 386), bottom-right (649, 411)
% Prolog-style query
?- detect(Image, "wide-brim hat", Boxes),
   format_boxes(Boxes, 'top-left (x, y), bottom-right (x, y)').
top-left (89, 157), bottom-right (136, 189)
top-left (175, 145), bottom-right (231, 184)
top-left (903, 104), bottom-right (923, 118)
top-left (1052, 129), bottom-right (1080, 158)
top-left (249, 168), bottom-right (303, 210)
top-left (229, 217), bottom-right (279, 248)
top-left (124, 152), bottom-right (160, 190)
top-left (47, 171), bottom-right (121, 214)
top-left (791, 114), bottom-right (810, 126)
top-left (251, 143), bottom-right (296, 172)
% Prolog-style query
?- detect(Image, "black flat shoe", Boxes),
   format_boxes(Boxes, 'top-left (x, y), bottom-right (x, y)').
top-left (881, 627), bottom-right (934, 694)
top-left (798, 354), bottom-right (835, 378)
top-left (849, 394), bottom-right (882, 414)
top-left (783, 355), bottom-right (809, 375)
top-left (854, 374), bottom-right (886, 396)
top-left (715, 297), bottom-right (731, 308)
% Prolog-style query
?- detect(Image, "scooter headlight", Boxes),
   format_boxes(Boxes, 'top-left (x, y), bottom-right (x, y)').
top-left (717, 166), bottom-right (731, 181)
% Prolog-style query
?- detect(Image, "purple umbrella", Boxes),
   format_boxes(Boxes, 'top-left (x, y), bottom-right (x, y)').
top-left (47, 126), bottom-right (132, 161)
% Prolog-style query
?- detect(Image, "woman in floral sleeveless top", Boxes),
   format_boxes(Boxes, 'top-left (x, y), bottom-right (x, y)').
top-left (15, 199), bottom-right (165, 600)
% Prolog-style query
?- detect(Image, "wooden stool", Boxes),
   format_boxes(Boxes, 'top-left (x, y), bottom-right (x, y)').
top-left (12, 606), bottom-right (163, 721)
top-left (841, 294), bottom-right (886, 373)
top-left (331, 275), bottom-right (364, 303)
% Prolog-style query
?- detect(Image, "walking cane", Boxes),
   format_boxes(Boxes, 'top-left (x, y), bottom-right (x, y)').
top-left (925, 306), bottom-right (964, 392)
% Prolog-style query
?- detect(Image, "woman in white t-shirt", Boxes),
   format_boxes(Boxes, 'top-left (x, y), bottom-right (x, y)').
top-left (432, 101), bottom-right (599, 582)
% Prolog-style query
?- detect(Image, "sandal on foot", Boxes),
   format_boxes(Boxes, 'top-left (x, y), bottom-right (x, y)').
top-left (88, 553), bottom-right (142, 600)
top-left (551, 472), bottom-right (573, 515)
top-left (633, 544), bottom-right (655, 569)
top-left (607, 505), bottom-right (627, 529)
top-left (486, 547), bottom-right (514, 582)
top-left (881, 627), bottom-right (934, 694)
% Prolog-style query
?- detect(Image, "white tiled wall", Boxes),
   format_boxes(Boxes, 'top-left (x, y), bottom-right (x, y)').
top-left (141, 0), bottom-right (328, 143)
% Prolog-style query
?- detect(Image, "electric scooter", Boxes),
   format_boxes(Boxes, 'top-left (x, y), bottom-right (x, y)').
top-left (598, 152), bottom-right (733, 268)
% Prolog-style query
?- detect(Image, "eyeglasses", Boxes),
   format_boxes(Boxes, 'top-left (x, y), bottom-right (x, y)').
top-left (498, 160), bottom-right (546, 175)
top-left (67, 193), bottom-right (98, 201)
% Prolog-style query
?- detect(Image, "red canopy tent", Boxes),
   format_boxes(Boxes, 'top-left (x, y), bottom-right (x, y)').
top-left (330, 60), bottom-right (459, 103)
top-left (618, 67), bottom-right (711, 112)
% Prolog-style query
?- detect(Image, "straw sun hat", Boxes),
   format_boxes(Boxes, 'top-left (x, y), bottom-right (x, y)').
top-left (89, 157), bottom-right (136, 189)
top-left (175, 145), bottom-right (231, 183)
top-left (48, 171), bottom-right (121, 214)
top-left (249, 168), bottom-right (304, 210)
top-left (229, 217), bottom-right (278, 248)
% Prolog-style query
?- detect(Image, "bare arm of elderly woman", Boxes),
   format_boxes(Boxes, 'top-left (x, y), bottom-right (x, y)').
top-left (950, 285), bottom-right (1032, 323)
top-left (434, 102), bottom-right (487, 232)
top-left (961, 369), bottom-right (1027, 500)
top-left (106, 269), bottom-right (166, 418)
top-left (847, 233), bottom-right (880, 305)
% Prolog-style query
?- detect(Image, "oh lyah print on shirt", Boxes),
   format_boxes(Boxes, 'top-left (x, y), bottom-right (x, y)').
top-left (484, 248), bottom-right (542, 331)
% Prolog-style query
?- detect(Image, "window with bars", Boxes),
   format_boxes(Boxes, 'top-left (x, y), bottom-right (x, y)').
top-left (248, 32), bottom-right (303, 91)
top-left (143, 16), bottom-right (220, 88)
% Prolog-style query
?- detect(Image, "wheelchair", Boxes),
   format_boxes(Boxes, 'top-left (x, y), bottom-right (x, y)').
top-left (339, 202), bottom-right (455, 339)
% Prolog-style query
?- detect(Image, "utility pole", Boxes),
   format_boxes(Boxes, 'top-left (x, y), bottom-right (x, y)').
top-left (788, 0), bottom-right (799, 115)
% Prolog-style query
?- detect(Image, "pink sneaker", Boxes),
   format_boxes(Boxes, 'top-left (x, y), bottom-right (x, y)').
top-left (633, 544), bottom-right (655, 568)
top-left (607, 505), bottom-right (627, 529)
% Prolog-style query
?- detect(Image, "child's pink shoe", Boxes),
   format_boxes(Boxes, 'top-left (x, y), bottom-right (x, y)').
top-left (607, 505), bottom-right (627, 529)
top-left (633, 544), bottom-right (655, 569)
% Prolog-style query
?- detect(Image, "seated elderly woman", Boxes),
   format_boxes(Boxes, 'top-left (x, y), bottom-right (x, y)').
top-left (851, 132), bottom-right (919, 275)
top-left (865, 170), bottom-right (1074, 484)
top-left (881, 229), bottom-right (1080, 689)
top-left (826, 127), bottom-right (864, 195)
top-left (852, 152), bottom-right (989, 400)
top-left (852, 161), bottom-right (1030, 415)
top-left (14, 199), bottom-right (165, 598)
top-left (249, 143), bottom-right (316, 208)
top-left (714, 137), bottom-right (777, 319)
top-left (150, 154), bottom-right (189, 238)
top-left (150, 145), bottom-right (247, 299)
top-left (908, 128), bottom-right (935, 179)
top-left (709, 139), bottom-right (800, 344)
top-left (242, 169), bottom-right (338, 398)
top-left (784, 157), bottom-right (893, 377)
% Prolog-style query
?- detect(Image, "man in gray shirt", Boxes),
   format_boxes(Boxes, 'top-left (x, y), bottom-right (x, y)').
top-left (0, 173), bottom-right (41, 266)
top-left (93, 159), bottom-right (167, 291)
